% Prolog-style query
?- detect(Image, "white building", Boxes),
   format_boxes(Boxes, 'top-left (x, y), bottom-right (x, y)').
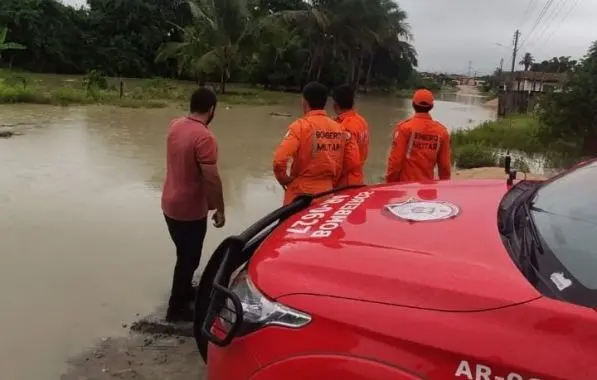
top-left (501, 71), bottom-right (566, 93)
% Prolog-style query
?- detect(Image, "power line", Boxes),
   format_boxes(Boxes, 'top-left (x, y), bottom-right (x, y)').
top-left (534, 0), bottom-right (583, 53)
top-left (518, 0), bottom-right (539, 30)
top-left (519, 0), bottom-right (555, 48)
top-left (518, 0), bottom-right (556, 51)
top-left (527, 0), bottom-right (571, 50)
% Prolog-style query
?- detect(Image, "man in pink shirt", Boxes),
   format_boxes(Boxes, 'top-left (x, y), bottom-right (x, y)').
top-left (161, 87), bottom-right (225, 322)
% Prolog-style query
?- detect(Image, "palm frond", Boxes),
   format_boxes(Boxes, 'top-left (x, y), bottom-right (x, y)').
top-left (155, 42), bottom-right (189, 62)
top-left (0, 42), bottom-right (26, 51)
top-left (0, 27), bottom-right (7, 45)
top-left (187, 0), bottom-right (217, 31)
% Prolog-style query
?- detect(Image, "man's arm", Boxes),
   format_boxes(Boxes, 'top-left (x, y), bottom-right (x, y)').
top-left (273, 121), bottom-right (301, 187)
top-left (340, 130), bottom-right (361, 186)
top-left (196, 134), bottom-right (224, 213)
top-left (361, 125), bottom-right (370, 164)
top-left (437, 130), bottom-right (452, 180)
top-left (385, 123), bottom-right (409, 183)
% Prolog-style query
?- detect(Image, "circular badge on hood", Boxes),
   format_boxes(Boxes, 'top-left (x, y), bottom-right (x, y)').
top-left (385, 197), bottom-right (460, 222)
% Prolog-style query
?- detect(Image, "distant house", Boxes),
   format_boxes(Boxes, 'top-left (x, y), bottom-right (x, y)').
top-left (501, 71), bottom-right (567, 93)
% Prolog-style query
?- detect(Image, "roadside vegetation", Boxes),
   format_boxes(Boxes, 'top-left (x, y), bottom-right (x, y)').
top-left (0, 69), bottom-right (285, 108)
top-left (0, 0), bottom-right (452, 107)
top-left (452, 41), bottom-right (597, 170)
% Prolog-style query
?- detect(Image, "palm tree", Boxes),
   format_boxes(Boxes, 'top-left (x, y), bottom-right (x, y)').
top-left (0, 27), bottom-right (26, 65)
top-left (270, 0), bottom-right (415, 89)
top-left (266, 2), bottom-right (330, 84)
top-left (361, 0), bottom-right (416, 91)
top-left (519, 52), bottom-right (534, 71)
top-left (156, 0), bottom-right (254, 93)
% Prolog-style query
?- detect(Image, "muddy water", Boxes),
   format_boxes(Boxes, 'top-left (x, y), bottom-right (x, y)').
top-left (0, 92), bottom-right (494, 379)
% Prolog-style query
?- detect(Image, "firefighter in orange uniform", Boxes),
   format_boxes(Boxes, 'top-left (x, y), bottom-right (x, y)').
top-left (385, 89), bottom-right (452, 183)
top-left (273, 82), bottom-right (360, 205)
top-left (332, 84), bottom-right (369, 186)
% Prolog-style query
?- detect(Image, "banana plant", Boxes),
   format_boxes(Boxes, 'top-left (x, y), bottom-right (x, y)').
top-left (0, 27), bottom-right (26, 62)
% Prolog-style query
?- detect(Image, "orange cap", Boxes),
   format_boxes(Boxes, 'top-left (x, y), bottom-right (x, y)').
top-left (412, 89), bottom-right (434, 107)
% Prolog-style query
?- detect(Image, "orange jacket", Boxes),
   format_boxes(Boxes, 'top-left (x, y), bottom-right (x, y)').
top-left (385, 113), bottom-right (452, 183)
top-left (335, 110), bottom-right (369, 186)
top-left (274, 110), bottom-right (360, 205)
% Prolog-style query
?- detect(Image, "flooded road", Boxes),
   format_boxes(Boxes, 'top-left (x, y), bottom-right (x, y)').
top-left (0, 92), bottom-right (495, 379)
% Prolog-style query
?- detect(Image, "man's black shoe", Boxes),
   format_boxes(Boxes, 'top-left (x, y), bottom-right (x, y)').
top-left (165, 307), bottom-right (194, 323)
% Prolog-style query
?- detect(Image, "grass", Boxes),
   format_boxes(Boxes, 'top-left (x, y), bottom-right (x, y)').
top-left (453, 143), bottom-right (498, 169)
top-left (451, 114), bottom-right (543, 154)
top-left (0, 82), bottom-right (169, 108)
top-left (452, 142), bottom-right (533, 171)
top-left (449, 114), bottom-right (576, 170)
top-left (0, 69), bottom-right (455, 108)
top-left (0, 69), bottom-right (288, 108)
top-left (451, 115), bottom-right (540, 170)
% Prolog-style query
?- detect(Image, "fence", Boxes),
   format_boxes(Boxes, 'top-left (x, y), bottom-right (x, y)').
top-left (498, 90), bottom-right (541, 117)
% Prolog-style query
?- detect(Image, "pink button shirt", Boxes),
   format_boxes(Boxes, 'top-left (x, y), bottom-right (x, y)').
top-left (161, 117), bottom-right (218, 221)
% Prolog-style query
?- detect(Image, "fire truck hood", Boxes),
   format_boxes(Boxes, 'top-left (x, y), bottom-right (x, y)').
top-left (248, 180), bottom-right (540, 312)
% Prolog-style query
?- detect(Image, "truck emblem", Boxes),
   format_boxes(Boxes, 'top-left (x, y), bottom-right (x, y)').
top-left (385, 197), bottom-right (460, 222)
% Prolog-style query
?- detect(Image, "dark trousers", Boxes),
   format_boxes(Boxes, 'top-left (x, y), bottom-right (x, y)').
top-left (164, 214), bottom-right (208, 311)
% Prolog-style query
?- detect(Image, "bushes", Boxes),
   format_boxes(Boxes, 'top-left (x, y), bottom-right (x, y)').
top-left (0, 84), bottom-right (49, 104)
top-left (453, 144), bottom-right (497, 169)
top-left (451, 115), bottom-right (546, 171)
top-left (453, 143), bottom-right (534, 171)
top-left (133, 77), bottom-right (186, 100)
top-left (3, 74), bottom-right (29, 89)
top-left (83, 70), bottom-right (108, 91)
top-left (50, 87), bottom-right (90, 106)
top-left (451, 115), bottom-right (542, 154)
top-left (0, 82), bottom-right (168, 108)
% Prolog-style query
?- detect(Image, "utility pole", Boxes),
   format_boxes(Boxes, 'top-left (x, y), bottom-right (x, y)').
top-left (498, 58), bottom-right (504, 89)
top-left (510, 30), bottom-right (520, 73)
top-left (467, 60), bottom-right (473, 78)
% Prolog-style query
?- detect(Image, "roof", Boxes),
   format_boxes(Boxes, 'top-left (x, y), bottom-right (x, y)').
top-left (501, 71), bottom-right (567, 82)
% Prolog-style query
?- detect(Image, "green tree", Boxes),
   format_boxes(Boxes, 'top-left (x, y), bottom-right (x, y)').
top-left (519, 52), bottom-right (534, 71)
top-left (362, 0), bottom-right (416, 91)
top-left (0, 26), bottom-right (25, 65)
top-left (538, 42), bottom-right (597, 157)
top-left (0, 0), bottom-right (82, 73)
top-left (1, 0), bottom-right (419, 91)
top-left (271, 0), bottom-right (416, 89)
top-left (531, 56), bottom-right (579, 73)
top-left (85, 0), bottom-right (188, 77)
top-left (156, 0), bottom-right (256, 93)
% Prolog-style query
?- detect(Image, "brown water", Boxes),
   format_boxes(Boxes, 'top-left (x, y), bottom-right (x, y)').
top-left (0, 91), bottom-right (495, 379)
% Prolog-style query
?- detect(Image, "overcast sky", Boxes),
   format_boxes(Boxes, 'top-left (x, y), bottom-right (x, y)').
top-left (62, 0), bottom-right (596, 75)
top-left (399, 0), bottom-right (596, 74)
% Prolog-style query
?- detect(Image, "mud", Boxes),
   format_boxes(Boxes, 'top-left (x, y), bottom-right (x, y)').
top-left (61, 305), bottom-right (202, 380)
top-left (61, 332), bottom-right (204, 380)
top-left (0, 122), bottom-right (41, 137)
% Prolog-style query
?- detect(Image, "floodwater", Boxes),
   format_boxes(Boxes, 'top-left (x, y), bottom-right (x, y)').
top-left (0, 90), bottom-right (495, 379)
